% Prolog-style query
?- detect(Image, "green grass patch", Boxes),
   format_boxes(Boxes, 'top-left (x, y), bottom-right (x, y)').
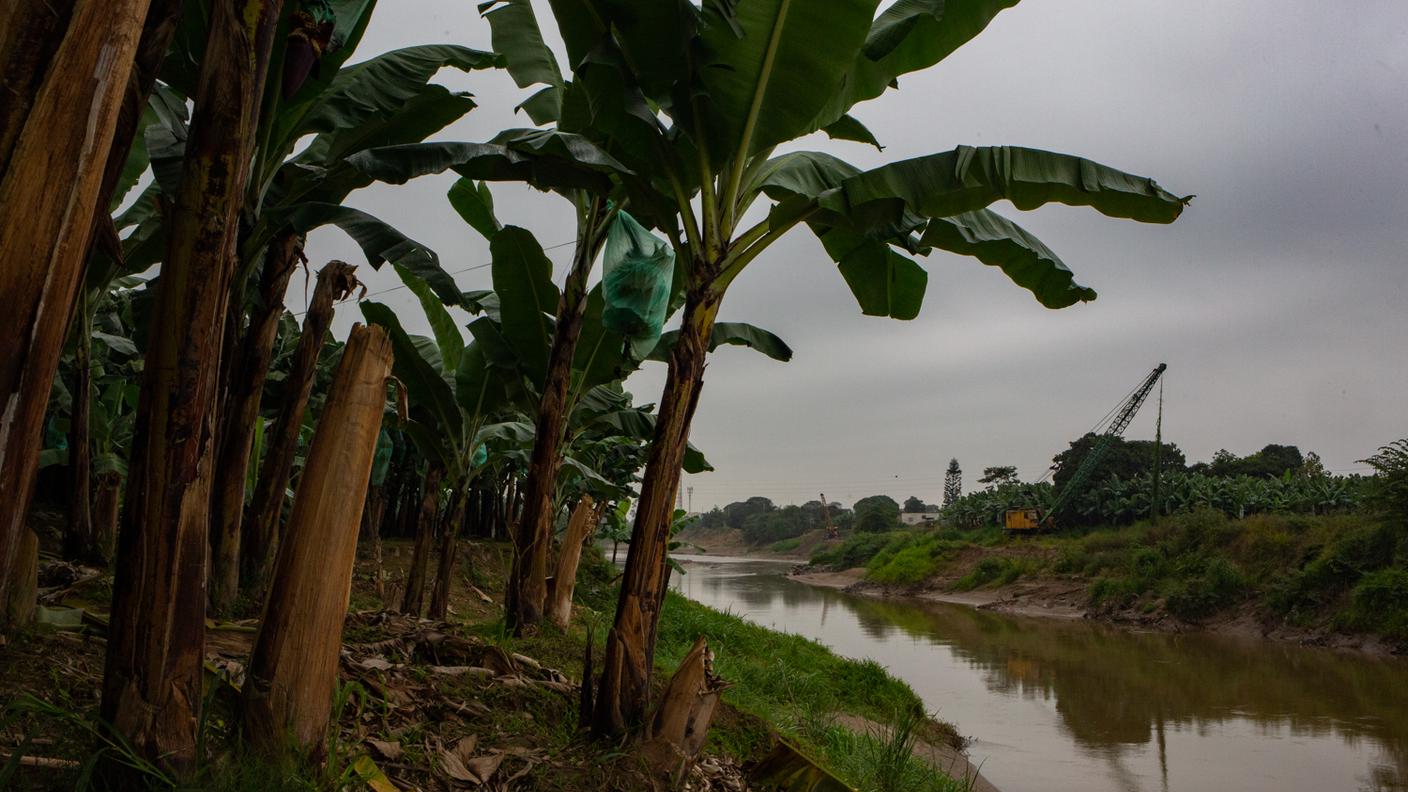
top-left (863, 534), bottom-right (965, 586)
top-left (655, 592), bottom-right (966, 787)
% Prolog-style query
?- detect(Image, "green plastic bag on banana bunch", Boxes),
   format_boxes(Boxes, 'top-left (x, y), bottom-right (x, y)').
top-left (601, 209), bottom-right (674, 347)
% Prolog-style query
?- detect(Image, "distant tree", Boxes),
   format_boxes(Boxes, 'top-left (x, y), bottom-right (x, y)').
top-left (978, 466), bottom-right (1019, 489)
top-left (902, 496), bottom-right (928, 513)
top-left (1052, 435), bottom-right (1186, 493)
top-left (1246, 444), bottom-right (1305, 478)
top-left (856, 509), bottom-right (894, 534)
top-left (854, 495), bottom-right (899, 517)
top-left (1206, 444), bottom-right (1304, 479)
top-left (943, 459), bottom-right (963, 506)
top-left (723, 496), bottom-right (775, 529)
top-left (696, 507), bottom-right (727, 530)
top-left (853, 495), bottom-right (900, 533)
top-left (1299, 451), bottom-right (1326, 479)
top-left (742, 504), bottom-right (814, 545)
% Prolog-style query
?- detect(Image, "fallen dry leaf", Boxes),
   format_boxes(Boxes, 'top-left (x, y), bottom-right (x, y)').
top-left (440, 748), bottom-right (477, 783)
top-left (452, 734), bottom-right (478, 764)
top-left (464, 752), bottom-right (504, 784)
top-left (429, 665), bottom-right (494, 677)
top-left (366, 738), bottom-right (403, 760)
top-left (504, 759), bottom-right (536, 784)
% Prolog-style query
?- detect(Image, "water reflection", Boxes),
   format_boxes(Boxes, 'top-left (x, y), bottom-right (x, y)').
top-left (671, 558), bottom-right (1408, 792)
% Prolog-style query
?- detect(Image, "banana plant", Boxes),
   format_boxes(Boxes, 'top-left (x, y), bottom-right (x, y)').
top-left (435, 177), bottom-right (782, 629)
top-left (361, 264), bottom-right (516, 616)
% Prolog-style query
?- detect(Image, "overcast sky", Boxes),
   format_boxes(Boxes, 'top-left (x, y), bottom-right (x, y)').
top-left (299, 0), bottom-right (1408, 512)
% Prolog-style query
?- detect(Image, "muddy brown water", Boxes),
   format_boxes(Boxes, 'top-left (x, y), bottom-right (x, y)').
top-left (669, 555), bottom-right (1408, 792)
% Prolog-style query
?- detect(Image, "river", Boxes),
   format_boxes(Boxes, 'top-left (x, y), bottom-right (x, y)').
top-left (669, 555), bottom-right (1408, 792)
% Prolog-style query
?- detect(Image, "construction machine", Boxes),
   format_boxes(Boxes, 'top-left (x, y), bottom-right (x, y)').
top-left (819, 493), bottom-right (838, 540)
top-left (1005, 363), bottom-right (1167, 534)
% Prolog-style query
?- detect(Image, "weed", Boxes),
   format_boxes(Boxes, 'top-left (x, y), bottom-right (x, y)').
top-left (952, 557), bottom-right (1030, 591)
top-left (1165, 556), bottom-right (1246, 621)
top-left (1340, 568), bottom-right (1408, 640)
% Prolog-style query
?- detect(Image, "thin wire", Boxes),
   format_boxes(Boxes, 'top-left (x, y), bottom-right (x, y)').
top-left (291, 238), bottom-right (577, 318)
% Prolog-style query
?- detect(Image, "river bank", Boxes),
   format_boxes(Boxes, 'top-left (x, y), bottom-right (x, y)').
top-left (788, 566), bottom-right (1407, 655)
top-left (791, 510), bottom-right (1408, 656)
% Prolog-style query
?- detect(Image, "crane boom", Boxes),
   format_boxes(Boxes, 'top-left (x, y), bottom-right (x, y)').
top-left (819, 493), bottom-right (838, 539)
top-left (1044, 363), bottom-right (1167, 524)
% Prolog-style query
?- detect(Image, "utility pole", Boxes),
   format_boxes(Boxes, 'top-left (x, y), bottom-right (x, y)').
top-left (1151, 378), bottom-right (1164, 524)
top-left (687, 486), bottom-right (693, 513)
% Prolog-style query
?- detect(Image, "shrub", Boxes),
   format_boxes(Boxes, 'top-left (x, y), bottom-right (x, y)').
top-left (1052, 547), bottom-right (1084, 574)
top-left (1165, 556), bottom-right (1246, 620)
top-left (1082, 551), bottom-right (1126, 577)
top-left (1130, 547), bottom-right (1168, 589)
top-left (1236, 516), bottom-right (1299, 573)
top-left (811, 532), bottom-right (894, 569)
top-left (1080, 529), bottom-right (1135, 554)
top-left (1089, 576), bottom-right (1140, 608)
top-left (952, 556), bottom-right (1031, 591)
top-left (1340, 569), bottom-right (1408, 641)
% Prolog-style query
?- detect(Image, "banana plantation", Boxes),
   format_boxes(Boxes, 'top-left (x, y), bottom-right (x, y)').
top-left (946, 472), bottom-right (1365, 530)
top-left (0, 0), bottom-right (1192, 788)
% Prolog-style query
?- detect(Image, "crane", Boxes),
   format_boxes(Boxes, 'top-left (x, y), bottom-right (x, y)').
top-left (1005, 363), bottom-right (1167, 533)
top-left (819, 493), bottom-right (838, 539)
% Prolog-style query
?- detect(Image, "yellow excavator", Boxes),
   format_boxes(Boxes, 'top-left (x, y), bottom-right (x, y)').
top-left (1005, 364), bottom-right (1166, 534)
